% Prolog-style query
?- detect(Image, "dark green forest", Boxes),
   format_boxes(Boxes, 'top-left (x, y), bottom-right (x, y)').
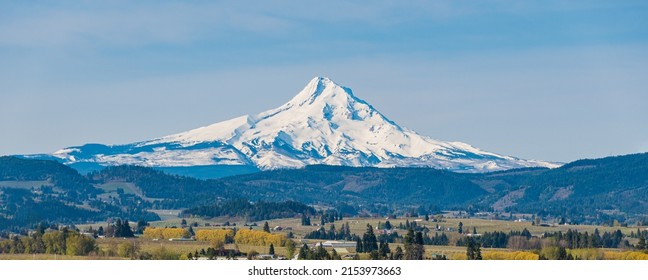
top-left (181, 199), bottom-right (316, 221)
top-left (2, 152), bottom-right (648, 231)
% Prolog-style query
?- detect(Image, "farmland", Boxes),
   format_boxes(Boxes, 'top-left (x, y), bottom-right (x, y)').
top-left (44, 214), bottom-right (648, 260)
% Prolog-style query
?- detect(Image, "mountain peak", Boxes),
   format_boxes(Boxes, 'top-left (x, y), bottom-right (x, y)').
top-left (45, 77), bottom-right (560, 175)
top-left (285, 77), bottom-right (356, 109)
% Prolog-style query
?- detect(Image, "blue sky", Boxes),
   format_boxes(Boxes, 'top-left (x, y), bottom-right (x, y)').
top-left (1, 0), bottom-right (647, 162)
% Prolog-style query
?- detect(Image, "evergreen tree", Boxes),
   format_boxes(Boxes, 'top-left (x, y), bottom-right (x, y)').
top-left (114, 219), bottom-right (123, 237)
top-left (121, 219), bottom-right (134, 238)
top-left (263, 222), bottom-right (270, 233)
top-left (362, 224), bottom-right (378, 252)
top-left (466, 237), bottom-right (481, 260)
top-left (301, 214), bottom-right (311, 226)
top-left (369, 250), bottom-right (381, 260)
top-left (328, 224), bottom-right (336, 240)
top-left (557, 246), bottom-right (571, 260)
top-left (414, 232), bottom-right (425, 259)
top-left (331, 248), bottom-right (341, 260)
top-left (393, 246), bottom-right (403, 260)
top-left (344, 222), bottom-right (351, 239)
top-left (458, 222), bottom-right (463, 234)
top-left (314, 243), bottom-right (329, 260)
top-left (268, 243), bottom-right (275, 255)
top-left (136, 220), bottom-right (148, 234)
top-left (379, 240), bottom-right (391, 259)
top-left (638, 235), bottom-right (646, 250)
top-left (404, 228), bottom-right (424, 260)
top-left (355, 236), bottom-right (363, 253)
top-left (298, 244), bottom-right (310, 260)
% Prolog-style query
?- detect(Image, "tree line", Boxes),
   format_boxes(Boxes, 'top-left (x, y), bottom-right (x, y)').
top-left (182, 199), bottom-right (316, 221)
top-left (0, 227), bottom-right (96, 256)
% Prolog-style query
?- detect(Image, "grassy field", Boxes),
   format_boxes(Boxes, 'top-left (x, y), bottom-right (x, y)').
top-left (251, 216), bottom-right (639, 242)
top-left (95, 182), bottom-right (138, 195)
top-left (93, 238), bottom-right (285, 259)
top-left (94, 181), bottom-right (161, 202)
top-left (131, 216), bottom-right (647, 259)
top-left (144, 214), bottom-right (644, 245)
top-left (52, 215), bottom-right (648, 260)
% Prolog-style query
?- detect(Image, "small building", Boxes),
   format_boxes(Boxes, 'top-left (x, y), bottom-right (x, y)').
top-left (169, 237), bottom-right (194, 242)
top-left (320, 241), bottom-right (357, 248)
top-left (257, 254), bottom-right (276, 260)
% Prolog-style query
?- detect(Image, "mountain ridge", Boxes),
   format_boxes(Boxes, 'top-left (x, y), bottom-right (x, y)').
top-left (4, 152), bottom-right (646, 227)
top-left (36, 77), bottom-right (558, 177)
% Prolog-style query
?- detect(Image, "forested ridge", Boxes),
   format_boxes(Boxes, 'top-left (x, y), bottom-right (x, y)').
top-left (2, 152), bottom-right (648, 230)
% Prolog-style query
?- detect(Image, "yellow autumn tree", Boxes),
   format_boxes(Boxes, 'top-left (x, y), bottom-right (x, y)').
top-left (604, 251), bottom-right (648, 260)
top-left (143, 227), bottom-right (190, 239)
top-left (482, 251), bottom-right (538, 260)
top-left (195, 229), bottom-right (234, 243)
top-left (234, 229), bottom-right (286, 246)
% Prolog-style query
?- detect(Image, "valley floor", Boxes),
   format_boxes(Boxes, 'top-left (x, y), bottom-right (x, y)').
top-left (4, 216), bottom-right (646, 260)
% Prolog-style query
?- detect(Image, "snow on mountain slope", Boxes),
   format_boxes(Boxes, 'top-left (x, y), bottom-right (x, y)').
top-left (50, 77), bottom-right (559, 173)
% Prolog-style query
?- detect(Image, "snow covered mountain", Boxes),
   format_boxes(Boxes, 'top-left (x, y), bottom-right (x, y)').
top-left (41, 77), bottom-right (559, 177)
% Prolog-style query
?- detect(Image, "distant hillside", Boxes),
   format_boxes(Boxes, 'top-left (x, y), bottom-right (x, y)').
top-left (0, 156), bottom-right (96, 196)
top-left (214, 165), bottom-right (487, 208)
top-left (88, 165), bottom-right (233, 208)
top-left (2, 152), bottom-right (648, 230)
top-left (481, 153), bottom-right (648, 223)
top-left (213, 153), bottom-right (648, 223)
top-left (0, 157), bottom-right (158, 231)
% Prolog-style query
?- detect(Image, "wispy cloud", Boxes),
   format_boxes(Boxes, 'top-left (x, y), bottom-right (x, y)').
top-left (0, 1), bottom-right (296, 48)
top-left (3, 0), bottom-right (638, 49)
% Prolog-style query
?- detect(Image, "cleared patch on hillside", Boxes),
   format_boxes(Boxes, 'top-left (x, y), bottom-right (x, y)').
top-left (0, 180), bottom-right (52, 189)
